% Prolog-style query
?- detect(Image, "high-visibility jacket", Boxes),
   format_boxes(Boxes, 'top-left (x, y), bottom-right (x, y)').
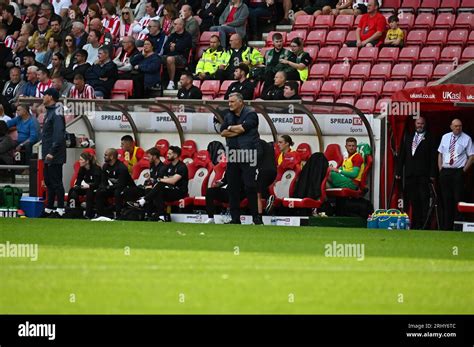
top-left (218, 45), bottom-right (264, 69)
top-left (195, 47), bottom-right (224, 75)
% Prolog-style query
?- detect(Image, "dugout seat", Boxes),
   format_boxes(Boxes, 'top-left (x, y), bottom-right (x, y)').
top-left (324, 143), bottom-right (343, 168)
top-left (281, 167), bottom-right (330, 209)
top-left (193, 160), bottom-right (227, 207)
top-left (155, 139), bottom-right (169, 163)
top-left (296, 143), bottom-right (312, 164)
top-left (181, 139), bottom-right (198, 164)
top-left (457, 202), bottom-right (474, 213)
top-left (268, 152), bottom-right (302, 209)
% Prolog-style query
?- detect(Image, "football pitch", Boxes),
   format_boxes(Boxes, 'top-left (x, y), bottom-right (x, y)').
top-left (1, 219), bottom-right (473, 314)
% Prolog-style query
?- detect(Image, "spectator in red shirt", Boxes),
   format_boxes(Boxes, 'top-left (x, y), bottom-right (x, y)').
top-left (343, 0), bottom-right (386, 48)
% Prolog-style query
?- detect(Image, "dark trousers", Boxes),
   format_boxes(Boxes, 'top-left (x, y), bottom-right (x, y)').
top-left (44, 163), bottom-right (65, 209)
top-left (67, 187), bottom-right (96, 218)
top-left (439, 168), bottom-right (464, 230)
top-left (248, 6), bottom-right (272, 37)
top-left (404, 176), bottom-right (430, 229)
top-left (117, 71), bottom-right (145, 98)
top-left (205, 187), bottom-right (228, 218)
top-left (215, 68), bottom-right (234, 82)
top-left (145, 182), bottom-right (186, 215)
top-left (96, 187), bottom-right (125, 217)
top-left (227, 161), bottom-right (258, 222)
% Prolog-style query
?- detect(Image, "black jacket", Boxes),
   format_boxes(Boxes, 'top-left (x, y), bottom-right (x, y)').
top-left (42, 104), bottom-right (66, 164)
top-left (220, 106), bottom-right (261, 150)
top-left (397, 131), bottom-right (437, 178)
top-left (224, 79), bottom-right (254, 100)
top-left (294, 152), bottom-right (328, 199)
top-left (64, 62), bottom-right (91, 82)
top-left (85, 60), bottom-right (118, 98)
top-left (74, 164), bottom-right (102, 190)
top-left (101, 160), bottom-right (135, 191)
top-left (261, 85), bottom-right (285, 100)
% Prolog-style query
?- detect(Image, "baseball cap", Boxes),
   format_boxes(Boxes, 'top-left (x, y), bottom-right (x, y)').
top-left (43, 88), bottom-right (60, 101)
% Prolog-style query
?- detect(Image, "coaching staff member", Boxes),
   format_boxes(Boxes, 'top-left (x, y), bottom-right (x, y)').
top-left (395, 116), bottom-right (436, 229)
top-left (41, 88), bottom-right (66, 218)
top-left (438, 119), bottom-right (474, 230)
top-left (220, 92), bottom-right (263, 225)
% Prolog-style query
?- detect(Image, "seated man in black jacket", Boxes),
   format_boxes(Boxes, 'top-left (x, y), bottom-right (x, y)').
top-left (96, 148), bottom-right (135, 218)
top-left (261, 70), bottom-right (286, 100)
top-left (64, 49), bottom-right (90, 82)
top-left (283, 80), bottom-right (301, 100)
top-left (224, 63), bottom-right (254, 100)
top-left (84, 47), bottom-right (117, 98)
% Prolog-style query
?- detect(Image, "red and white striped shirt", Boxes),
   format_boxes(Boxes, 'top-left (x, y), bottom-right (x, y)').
top-left (35, 80), bottom-right (53, 98)
top-left (136, 15), bottom-right (160, 41)
top-left (102, 15), bottom-right (120, 38)
top-left (4, 35), bottom-right (15, 49)
top-left (69, 84), bottom-right (95, 99)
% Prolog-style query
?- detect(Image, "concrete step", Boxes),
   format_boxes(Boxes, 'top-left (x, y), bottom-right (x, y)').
top-left (248, 40), bottom-right (265, 48)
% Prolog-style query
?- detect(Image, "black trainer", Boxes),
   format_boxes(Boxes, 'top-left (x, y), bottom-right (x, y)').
top-left (40, 210), bottom-right (53, 218)
top-left (253, 215), bottom-right (264, 225)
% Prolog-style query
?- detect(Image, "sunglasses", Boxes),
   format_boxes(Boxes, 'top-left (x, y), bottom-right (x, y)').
top-left (65, 39), bottom-right (73, 42)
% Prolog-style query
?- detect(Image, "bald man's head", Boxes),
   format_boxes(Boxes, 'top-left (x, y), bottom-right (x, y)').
top-left (229, 34), bottom-right (242, 49)
top-left (451, 118), bottom-right (463, 135)
top-left (89, 18), bottom-right (103, 31)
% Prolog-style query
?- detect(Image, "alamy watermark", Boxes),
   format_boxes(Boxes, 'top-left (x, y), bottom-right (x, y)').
top-left (18, 321), bottom-right (55, 340)
top-left (217, 146), bottom-right (258, 167)
top-left (55, 100), bottom-right (96, 119)
top-left (0, 241), bottom-right (38, 261)
top-left (324, 241), bottom-right (365, 261)
top-left (380, 100), bottom-right (421, 119)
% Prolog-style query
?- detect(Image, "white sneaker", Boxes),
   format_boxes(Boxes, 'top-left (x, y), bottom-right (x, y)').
top-left (204, 218), bottom-right (215, 224)
top-left (166, 81), bottom-right (175, 90)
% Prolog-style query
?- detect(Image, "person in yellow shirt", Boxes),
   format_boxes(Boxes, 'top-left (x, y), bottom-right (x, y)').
top-left (328, 137), bottom-right (364, 190)
top-left (277, 134), bottom-right (294, 166)
top-left (118, 135), bottom-right (145, 174)
top-left (194, 35), bottom-right (224, 81)
top-left (384, 15), bottom-right (404, 47)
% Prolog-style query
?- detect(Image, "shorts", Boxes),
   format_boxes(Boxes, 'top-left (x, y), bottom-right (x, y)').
top-left (345, 40), bottom-right (379, 47)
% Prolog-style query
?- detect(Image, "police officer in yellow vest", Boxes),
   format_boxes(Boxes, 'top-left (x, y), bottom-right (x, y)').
top-left (215, 33), bottom-right (264, 81)
top-left (328, 137), bottom-right (365, 190)
top-left (279, 37), bottom-right (312, 82)
top-left (194, 34), bottom-right (225, 81)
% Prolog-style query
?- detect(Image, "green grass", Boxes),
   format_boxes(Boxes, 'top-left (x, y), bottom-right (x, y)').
top-left (0, 219), bottom-right (473, 314)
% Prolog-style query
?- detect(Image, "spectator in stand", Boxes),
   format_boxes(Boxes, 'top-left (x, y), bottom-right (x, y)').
top-left (295, 0), bottom-right (338, 18)
top-left (88, 18), bottom-right (114, 56)
top-left (224, 63), bottom-right (254, 100)
top-left (163, 18), bottom-right (193, 90)
top-left (50, 17), bottom-right (67, 43)
top-left (6, 104), bottom-right (40, 163)
top-left (194, 34), bottom-right (224, 81)
top-left (68, 5), bottom-right (84, 24)
top-left (61, 34), bottom-right (78, 71)
top-left (23, 51), bottom-right (45, 75)
top-left (197, 0), bottom-right (229, 32)
top-left (21, 66), bottom-right (39, 97)
top-left (261, 70), bottom-right (286, 100)
top-left (52, 73), bottom-right (73, 98)
top-left (0, 23), bottom-right (15, 49)
top-left (83, 29), bottom-right (101, 64)
top-left (133, 0), bottom-right (162, 41)
top-left (70, 21), bottom-right (88, 49)
top-left (215, 33), bottom-right (263, 81)
top-left (126, 0), bottom-right (147, 21)
top-left (114, 36), bottom-right (140, 74)
top-left (6, 36), bottom-right (29, 69)
top-left (85, 47), bottom-right (118, 98)
top-left (139, 19), bottom-right (167, 55)
top-left (34, 37), bottom-right (49, 66)
top-left (283, 80), bottom-right (301, 100)
top-left (280, 37), bottom-right (311, 81)
top-left (0, 120), bottom-right (14, 166)
top-left (101, 3), bottom-right (120, 41)
top-left (180, 4), bottom-right (200, 48)
top-left (261, 32), bottom-right (295, 90)
top-left (24, 4), bottom-right (40, 31)
top-left (118, 7), bottom-right (137, 39)
top-left (20, 24), bottom-right (35, 47)
top-left (248, 0), bottom-right (275, 41)
top-left (28, 17), bottom-right (53, 50)
top-left (177, 72), bottom-right (202, 99)
top-left (210, 0), bottom-right (248, 49)
top-left (69, 73), bottom-right (96, 99)
top-left (328, 137), bottom-right (364, 190)
top-left (118, 135), bottom-right (145, 174)
top-left (43, 36), bottom-right (62, 69)
top-left (49, 52), bottom-right (67, 77)
top-left (39, 2), bottom-right (62, 26)
top-left (0, 105), bottom-right (11, 122)
top-left (84, 3), bottom-right (101, 32)
top-left (1, 5), bottom-right (22, 40)
top-left (35, 67), bottom-right (54, 98)
top-left (64, 49), bottom-right (91, 82)
top-left (0, 32), bottom-right (12, 81)
top-left (332, 0), bottom-right (354, 15)
top-left (52, 0), bottom-right (72, 16)
top-left (160, 4), bottom-right (177, 35)
top-left (344, 0), bottom-right (386, 48)
top-left (438, 119), bottom-right (474, 230)
top-left (130, 39), bottom-right (162, 96)
top-left (383, 15), bottom-right (404, 47)
top-left (1, 67), bottom-right (25, 114)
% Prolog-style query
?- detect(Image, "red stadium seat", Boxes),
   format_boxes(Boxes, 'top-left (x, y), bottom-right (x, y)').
top-left (406, 30), bottom-right (428, 46)
top-left (404, 80), bottom-right (426, 88)
top-left (320, 80), bottom-right (343, 98)
top-left (438, 0), bottom-right (460, 12)
top-left (382, 80), bottom-right (405, 97)
top-left (380, 0), bottom-right (401, 12)
top-left (398, 46), bottom-right (420, 63)
top-left (440, 45), bottom-right (463, 63)
top-left (293, 14), bottom-right (314, 30)
top-left (111, 92), bottom-right (127, 99)
top-left (317, 46), bottom-right (338, 63)
top-left (218, 80), bottom-right (236, 96)
top-left (377, 47), bottom-right (400, 63)
top-left (334, 97), bottom-right (356, 113)
top-left (112, 80), bottom-right (133, 98)
top-left (454, 13), bottom-right (474, 29)
top-left (461, 46), bottom-right (474, 63)
top-left (181, 139), bottom-right (198, 164)
top-left (287, 29), bottom-right (307, 43)
top-left (309, 63), bottom-right (331, 81)
top-left (269, 152), bottom-right (302, 209)
top-left (304, 46), bottom-right (319, 61)
top-left (412, 63), bottom-right (434, 80)
top-left (324, 144), bottom-right (343, 168)
top-left (413, 13), bottom-right (435, 29)
top-left (375, 98), bottom-right (392, 113)
top-left (398, 13), bottom-right (415, 30)
top-left (193, 160), bottom-right (227, 207)
top-left (350, 63), bottom-right (372, 81)
top-left (426, 29), bottom-right (448, 46)
top-left (346, 29), bottom-right (357, 42)
top-left (370, 63), bottom-right (392, 81)
top-left (337, 47), bottom-right (358, 63)
top-left (281, 168), bottom-right (330, 209)
top-left (326, 30), bottom-right (347, 46)
top-left (201, 80), bottom-right (220, 97)
top-left (192, 80), bottom-right (201, 88)
top-left (400, 0), bottom-right (421, 12)
top-left (434, 13), bottom-right (455, 29)
top-left (199, 31), bottom-right (219, 45)
top-left (447, 29), bottom-right (469, 46)
top-left (353, 14), bottom-right (361, 29)
top-left (155, 138), bottom-right (170, 162)
top-left (315, 96), bottom-right (335, 103)
top-left (314, 15), bottom-right (335, 29)
top-left (300, 80), bottom-right (323, 100)
top-left (334, 15), bottom-right (354, 28)
top-left (266, 31), bottom-right (287, 46)
top-left (361, 80), bottom-right (383, 97)
top-left (432, 63), bottom-right (455, 79)
top-left (306, 29), bottom-right (327, 45)
top-left (296, 143), bottom-right (312, 163)
top-left (392, 63), bottom-right (414, 80)
top-left (355, 97), bottom-right (376, 113)
top-left (340, 80), bottom-right (363, 97)
top-left (419, 0), bottom-right (440, 12)
top-left (329, 63), bottom-right (351, 80)
top-left (419, 46), bottom-right (441, 63)
top-left (357, 47), bottom-right (379, 63)
top-left (327, 154), bottom-right (373, 198)
top-left (469, 31), bottom-right (474, 45)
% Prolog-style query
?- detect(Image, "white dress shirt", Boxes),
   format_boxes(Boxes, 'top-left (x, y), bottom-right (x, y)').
top-left (438, 132), bottom-right (474, 169)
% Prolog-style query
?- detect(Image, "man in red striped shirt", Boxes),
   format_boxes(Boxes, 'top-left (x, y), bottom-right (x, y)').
top-left (133, 1), bottom-right (161, 41)
top-left (0, 24), bottom-right (15, 49)
top-left (69, 74), bottom-right (96, 99)
top-left (101, 3), bottom-right (120, 40)
top-left (35, 67), bottom-right (53, 98)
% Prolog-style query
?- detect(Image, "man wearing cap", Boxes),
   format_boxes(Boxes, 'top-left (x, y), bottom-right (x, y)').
top-left (41, 88), bottom-right (67, 218)
top-left (224, 63), bottom-right (254, 100)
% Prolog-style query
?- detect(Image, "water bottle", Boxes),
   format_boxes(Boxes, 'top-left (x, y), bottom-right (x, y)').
top-left (396, 216), bottom-right (401, 230)
top-left (197, 210), bottom-right (202, 223)
top-left (406, 217), bottom-right (411, 230)
top-left (225, 209), bottom-right (231, 224)
top-left (271, 215), bottom-right (277, 226)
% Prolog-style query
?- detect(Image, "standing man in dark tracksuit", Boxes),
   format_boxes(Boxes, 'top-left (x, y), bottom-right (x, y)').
top-left (220, 92), bottom-right (263, 225)
top-left (41, 88), bottom-right (66, 218)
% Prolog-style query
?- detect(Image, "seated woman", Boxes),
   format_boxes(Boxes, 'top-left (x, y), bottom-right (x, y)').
top-left (129, 39), bottom-right (162, 97)
top-left (277, 134), bottom-right (294, 166)
top-left (280, 37), bottom-right (312, 82)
